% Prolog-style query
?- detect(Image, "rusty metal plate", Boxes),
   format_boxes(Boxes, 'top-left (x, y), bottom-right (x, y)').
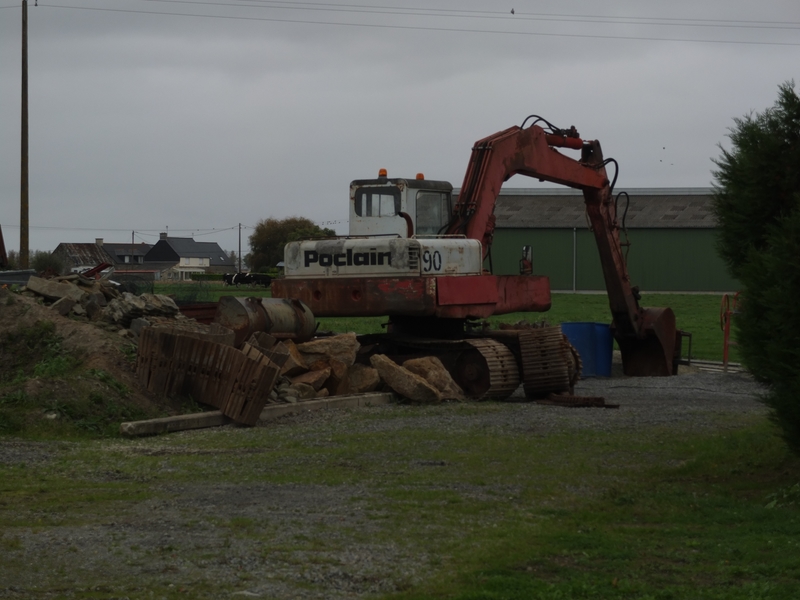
top-left (272, 277), bottom-right (437, 317)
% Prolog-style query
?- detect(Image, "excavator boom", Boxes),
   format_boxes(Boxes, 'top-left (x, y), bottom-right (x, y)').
top-left (447, 123), bottom-right (678, 376)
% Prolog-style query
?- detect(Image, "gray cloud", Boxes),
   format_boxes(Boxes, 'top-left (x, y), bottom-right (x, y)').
top-left (0, 0), bottom-right (798, 255)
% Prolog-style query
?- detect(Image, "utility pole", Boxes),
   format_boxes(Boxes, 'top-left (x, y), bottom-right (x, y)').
top-left (238, 223), bottom-right (242, 272)
top-left (20, 0), bottom-right (29, 269)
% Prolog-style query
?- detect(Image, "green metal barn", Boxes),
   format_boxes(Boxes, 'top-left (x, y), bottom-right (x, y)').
top-left (484, 188), bottom-right (739, 292)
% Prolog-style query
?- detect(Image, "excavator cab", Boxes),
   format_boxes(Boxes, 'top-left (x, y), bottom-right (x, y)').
top-left (349, 171), bottom-right (453, 238)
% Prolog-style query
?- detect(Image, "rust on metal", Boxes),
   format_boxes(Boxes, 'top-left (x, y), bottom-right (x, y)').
top-left (213, 296), bottom-right (315, 347)
top-left (519, 326), bottom-right (573, 398)
top-left (454, 339), bottom-right (520, 400)
top-left (81, 262), bottom-right (112, 279)
top-left (177, 302), bottom-right (219, 324)
top-left (614, 307), bottom-right (678, 376)
top-left (272, 274), bottom-right (550, 319)
top-left (272, 277), bottom-right (435, 318)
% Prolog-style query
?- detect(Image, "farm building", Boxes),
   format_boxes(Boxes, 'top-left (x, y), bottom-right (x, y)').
top-left (484, 187), bottom-right (739, 292)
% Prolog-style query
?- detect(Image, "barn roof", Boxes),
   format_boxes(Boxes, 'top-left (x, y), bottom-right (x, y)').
top-left (462, 187), bottom-right (716, 229)
top-left (52, 243), bottom-right (114, 267)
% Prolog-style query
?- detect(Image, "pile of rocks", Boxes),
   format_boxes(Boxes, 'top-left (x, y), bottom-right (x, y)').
top-left (22, 275), bottom-right (182, 332)
top-left (268, 333), bottom-right (465, 405)
top-left (134, 321), bottom-right (467, 421)
top-left (22, 274), bottom-right (469, 406)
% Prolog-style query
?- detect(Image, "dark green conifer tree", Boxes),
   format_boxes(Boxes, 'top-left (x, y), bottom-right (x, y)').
top-left (713, 82), bottom-right (800, 452)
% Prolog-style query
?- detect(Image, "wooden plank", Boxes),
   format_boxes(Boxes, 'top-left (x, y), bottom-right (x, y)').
top-left (120, 411), bottom-right (230, 437)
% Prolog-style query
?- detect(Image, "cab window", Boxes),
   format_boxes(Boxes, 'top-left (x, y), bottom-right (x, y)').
top-left (355, 188), bottom-right (400, 217)
top-left (415, 191), bottom-right (451, 235)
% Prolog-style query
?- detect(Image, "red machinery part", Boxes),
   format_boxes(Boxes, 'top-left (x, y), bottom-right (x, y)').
top-left (271, 274), bottom-right (551, 320)
top-left (544, 133), bottom-right (584, 149)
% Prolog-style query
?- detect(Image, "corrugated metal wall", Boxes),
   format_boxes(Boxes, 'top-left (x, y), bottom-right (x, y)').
top-left (491, 228), bottom-right (739, 292)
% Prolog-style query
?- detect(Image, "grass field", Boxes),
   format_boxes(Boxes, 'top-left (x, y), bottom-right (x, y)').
top-left (1, 406), bottom-right (797, 598)
top-left (0, 287), bottom-right (786, 598)
top-left (153, 284), bottom-right (736, 362)
top-left (315, 293), bottom-right (736, 363)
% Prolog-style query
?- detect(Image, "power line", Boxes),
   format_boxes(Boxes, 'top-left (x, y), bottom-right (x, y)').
top-left (38, 3), bottom-right (800, 47)
top-left (0, 222), bottom-right (344, 233)
top-left (137, 0), bottom-right (800, 31)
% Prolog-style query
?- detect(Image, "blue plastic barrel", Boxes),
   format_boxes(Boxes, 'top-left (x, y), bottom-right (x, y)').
top-left (560, 322), bottom-right (613, 377)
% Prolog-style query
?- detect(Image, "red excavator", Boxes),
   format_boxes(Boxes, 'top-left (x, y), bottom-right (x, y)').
top-left (271, 117), bottom-right (681, 397)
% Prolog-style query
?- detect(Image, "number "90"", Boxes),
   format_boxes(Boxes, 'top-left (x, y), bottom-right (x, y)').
top-left (422, 250), bottom-right (442, 272)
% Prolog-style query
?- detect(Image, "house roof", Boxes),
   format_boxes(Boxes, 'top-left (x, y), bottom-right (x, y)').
top-left (146, 237), bottom-right (235, 267)
top-left (103, 243), bottom-right (153, 261)
top-left (52, 243), bottom-right (114, 267)
top-left (455, 187), bottom-right (716, 229)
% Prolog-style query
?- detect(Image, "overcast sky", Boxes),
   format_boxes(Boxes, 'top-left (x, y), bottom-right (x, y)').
top-left (1, 0), bottom-right (798, 258)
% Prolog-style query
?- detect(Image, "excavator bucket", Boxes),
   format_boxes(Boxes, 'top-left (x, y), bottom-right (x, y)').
top-left (614, 307), bottom-right (678, 376)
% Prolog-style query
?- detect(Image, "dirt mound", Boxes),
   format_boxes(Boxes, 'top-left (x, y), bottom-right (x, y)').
top-left (0, 288), bottom-right (165, 421)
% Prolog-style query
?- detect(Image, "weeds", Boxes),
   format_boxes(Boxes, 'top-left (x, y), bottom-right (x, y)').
top-left (765, 483), bottom-right (800, 509)
top-left (88, 369), bottom-right (130, 397)
top-left (0, 320), bottom-right (80, 383)
top-left (33, 354), bottom-right (80, 378)
top-left (0, 323), bottom-right (152, 439)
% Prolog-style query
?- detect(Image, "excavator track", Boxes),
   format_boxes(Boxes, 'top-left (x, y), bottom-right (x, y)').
top-left (565, 337), bottom-right (582, 390)
top-left (453, 338), bottom-right (520, 400)
top-left (519, 326), bottom-right (574, 398)
top-left (359, 334), bottom-right (521, 400)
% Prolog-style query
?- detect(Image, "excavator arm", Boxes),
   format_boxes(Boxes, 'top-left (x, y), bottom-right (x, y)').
top-left (447, 122), bottom-right (679, 376)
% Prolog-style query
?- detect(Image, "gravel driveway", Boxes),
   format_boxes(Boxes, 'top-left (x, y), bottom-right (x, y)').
top-left (0, 372), bottom-right (767, 599)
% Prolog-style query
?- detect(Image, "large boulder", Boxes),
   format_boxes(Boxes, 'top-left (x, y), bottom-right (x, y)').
top-left (50, 297), bottom-right (76, 317)
top-left (402, 356), bottom-right (465, 401)
top-left (297, 333), bottom-right (359, 367)
top-left (26, 276), bottom-right (86, 303)
top-left (104, 292), bottom-right (147, 326)
top-left (291, 368), bottom-right (331, 391)
top-left (308, 358), bottom-right (349, 396)
top-left (279, 340), bottom-right (308, 377)
top-left (370, 354), bottom-right (441, 403)
top-left (346, 363), bottom-right (381, 394)
top-left (139, 294), bottom-right (180, 317)
top-left (287, 382), bottom-right (317, 400)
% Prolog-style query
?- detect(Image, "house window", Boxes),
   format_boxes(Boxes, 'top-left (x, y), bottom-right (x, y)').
top-left (124, 256), bottom-right (130, 263)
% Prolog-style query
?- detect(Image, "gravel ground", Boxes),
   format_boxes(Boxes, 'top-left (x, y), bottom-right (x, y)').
top-left (0, 372), bottom-right (768, 599)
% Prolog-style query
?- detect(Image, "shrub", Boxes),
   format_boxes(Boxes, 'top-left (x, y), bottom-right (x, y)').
top-left (713, 81), bottom-right (800, 453)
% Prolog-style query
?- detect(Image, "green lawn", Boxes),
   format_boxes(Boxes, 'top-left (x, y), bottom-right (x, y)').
top-left (154, 284), bottom-right (736, 363)
top-left (154, 282), bottom-right (272, 303)
top-left (317, 293), bottom-right (735, 363)
top-left (0, 409), bottom-right (797, 598)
